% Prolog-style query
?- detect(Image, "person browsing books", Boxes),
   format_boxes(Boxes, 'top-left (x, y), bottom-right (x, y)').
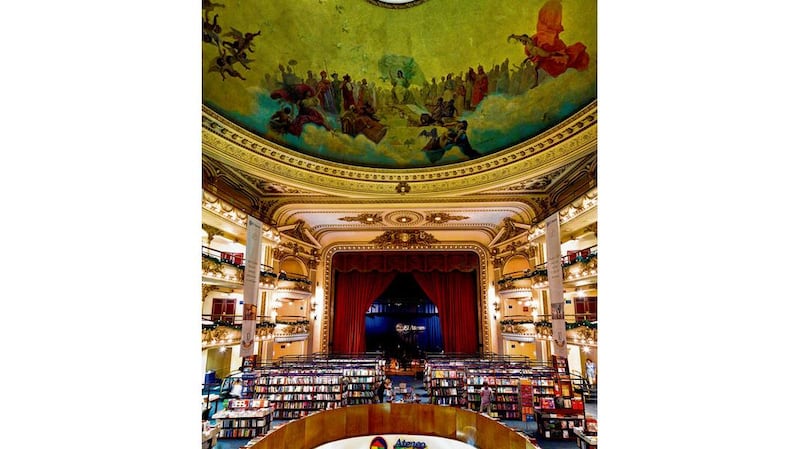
top-left (229, 379), bottom-right (243, 398)
top-left (375, 378), bottom-right (386, 403)
top-left (479, 381), bottom-right (493, 413)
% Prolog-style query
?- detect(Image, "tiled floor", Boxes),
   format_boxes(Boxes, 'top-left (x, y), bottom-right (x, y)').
top-left (211, 375), bottom-right (597, 449)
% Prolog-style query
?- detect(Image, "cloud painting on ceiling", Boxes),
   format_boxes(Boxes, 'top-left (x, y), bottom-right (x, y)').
top-left (202, 0), bottom-right (596, 169)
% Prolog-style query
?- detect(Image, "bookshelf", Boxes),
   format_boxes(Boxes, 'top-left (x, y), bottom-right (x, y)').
top-left (342, 367), bottom-right (378, 405)
top-left (211, 398), bottom-right (272, 439)
top-left (465, 367), bottom-right (522, 419)
top-left (427, 367), bottom-right (465, 406)
top-left (257, 368), bottom-right (345, 420)
top-left (533, 356), bottom-right (584, 440)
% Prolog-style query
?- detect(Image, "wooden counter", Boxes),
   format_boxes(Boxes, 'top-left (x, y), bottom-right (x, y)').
top-left (248, 403), bottom-right (540, 449)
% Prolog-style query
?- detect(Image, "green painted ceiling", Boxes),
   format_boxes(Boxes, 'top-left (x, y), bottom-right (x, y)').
top-left (202, 0), bottom-right (597, 169)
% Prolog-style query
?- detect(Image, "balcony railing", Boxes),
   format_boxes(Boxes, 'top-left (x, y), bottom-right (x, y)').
top-left (497, 245), bottom-right (597, 290)
top-left (499, 315), bottom-right (597, 344)
top-left (202, 246), bottom-right (276, 274)
top-left (201, 314), bottom-right (310, 347)
top-left (202, 246), bottom-right (316, 290)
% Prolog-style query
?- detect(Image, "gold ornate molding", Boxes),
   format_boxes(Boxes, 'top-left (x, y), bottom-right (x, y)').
top-left (425, 212), bottom-right (469, 223)
top-left (369, 230), bottom-right (439, 247)
top-left (201, 101), bottom-right (596, 197)
top-left (338, 213), bottom-right (384, 225)
top-left (321, 244), bottom-right (490, 354)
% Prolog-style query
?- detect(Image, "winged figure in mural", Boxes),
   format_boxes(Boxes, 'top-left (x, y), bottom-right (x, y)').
top-left (507, 0), bottom-right (589, 88)
top-left (419, 120), bottom-right (480, 163)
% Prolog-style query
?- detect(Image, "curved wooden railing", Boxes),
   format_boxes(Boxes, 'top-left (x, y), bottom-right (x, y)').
top-left (249, 403), bottom-right (539, 449)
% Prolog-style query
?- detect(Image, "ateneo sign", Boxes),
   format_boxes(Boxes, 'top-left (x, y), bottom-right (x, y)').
top-left (392, 439), bottom-right (427, 449)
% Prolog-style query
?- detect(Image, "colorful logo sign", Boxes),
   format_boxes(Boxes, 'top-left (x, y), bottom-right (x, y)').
top-left (393, 439), bottom-right (427, 449)
top-left (370, 437), bottom-right (388, 449)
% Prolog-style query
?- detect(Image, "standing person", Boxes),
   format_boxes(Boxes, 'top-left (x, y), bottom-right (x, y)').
top-left (229, 379), bottom-right (243, 398)
top-left (471, 65), bottom-right (489, 108)
top-left (585, 358), bottom-right (596, 386)
top-left (341, 74), bottom-right (355, 111)
top-left (375, 378), bottom-right (386, 403)
top-left (479, 381), bottom-right (493, 414)
top-left (383, 378), bottom-right (393, 402)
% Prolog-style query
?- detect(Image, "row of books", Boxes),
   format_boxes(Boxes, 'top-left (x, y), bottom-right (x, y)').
top-left (273, 400), bottom-right (341, 410)
top-left (219, 428), bottom-right (265, 439)
top-left (466, 376), bottom-right (520, 386)
top-left (266, 393), bottom-right (342, 401)
top-left (218, 418), bottom-right (269, 428)
top-left (258, 384), bottom-right (343, 393)
top-left (268, 375), bottom-right (342, 385)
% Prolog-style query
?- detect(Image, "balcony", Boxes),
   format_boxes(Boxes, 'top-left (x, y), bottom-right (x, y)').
top-left (201, 315), bottom-right (310, 348)
top-left (201, 246), bottom-right (279, 289)
top-left (499, 315), bottom-right (545, 343)
top-left (274, 271), bottom-right (313, 300)
top-left (495, 245), bottom-right (597, 291)
top-left (499, 315), bottom-right (597, 346)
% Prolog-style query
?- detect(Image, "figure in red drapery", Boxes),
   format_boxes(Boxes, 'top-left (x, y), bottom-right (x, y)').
top-left (508, 0), bottom-right (589, 87)
top-left (471, 65), bottom-right (489, 107)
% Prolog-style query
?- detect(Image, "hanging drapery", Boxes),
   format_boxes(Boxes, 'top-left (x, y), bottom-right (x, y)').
top-left (412, 270), bottom-right (479, 354)
top-left (331, 251), bottom-right (479, 273)
top-left (331, 270), bottom-right (397, 353)
top-left (330, 251), bottom-right (480, 354)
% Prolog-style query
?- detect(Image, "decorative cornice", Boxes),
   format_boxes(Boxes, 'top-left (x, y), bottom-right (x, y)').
top-left (201, 101), bottom-right (596, 197)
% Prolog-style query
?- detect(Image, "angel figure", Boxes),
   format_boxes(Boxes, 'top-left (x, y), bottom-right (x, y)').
top-left (508, 0), bottom-right (589, 88)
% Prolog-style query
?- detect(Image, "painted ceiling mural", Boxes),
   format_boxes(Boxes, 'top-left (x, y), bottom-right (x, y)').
top-left (202, 0), bottom-right (597, 169)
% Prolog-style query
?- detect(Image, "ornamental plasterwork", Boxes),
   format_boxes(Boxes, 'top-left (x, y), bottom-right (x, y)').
top-left (202, 224), bottom-right (225, 242)
top-left (201, 101), bottom-right (596, 197)
top-left (369, 230), bottom-right (439, 247)
top-left (320, 244), bottom-right (490, 355)
top-left (233, 169), bottom-right (315, 195)
top-left (384, 210), bottom-right (425, 226)
top-left (491, 165), bottom-right (571, 193)
top-left (338, 213), bottom-right (384, 225)
top-left (425, 212), bottom-right (469, 224)
top-left (270, 202), bottom-right (537, 231)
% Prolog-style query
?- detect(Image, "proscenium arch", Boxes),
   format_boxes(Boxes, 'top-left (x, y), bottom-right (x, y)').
top-left (321, 244), bottom-right (490, 354)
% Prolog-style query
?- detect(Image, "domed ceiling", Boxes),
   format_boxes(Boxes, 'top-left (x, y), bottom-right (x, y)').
top-left (202, 0), bottom-right (597, 170)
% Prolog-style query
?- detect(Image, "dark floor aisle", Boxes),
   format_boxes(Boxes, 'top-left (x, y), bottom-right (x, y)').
top-left (210, 374), bottom-right (597, 449)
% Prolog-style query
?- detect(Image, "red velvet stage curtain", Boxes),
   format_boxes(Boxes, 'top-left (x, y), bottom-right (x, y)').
top-left (412, 270), bottom-right (479, 354)
top-left (331, 270), bottom-right (397, 353)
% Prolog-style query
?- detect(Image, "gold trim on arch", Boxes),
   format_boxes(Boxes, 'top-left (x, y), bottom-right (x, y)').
top-left (320, 244), bottom-right (490, 354)
top-left (201, 101), bottom-right (596, 197)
